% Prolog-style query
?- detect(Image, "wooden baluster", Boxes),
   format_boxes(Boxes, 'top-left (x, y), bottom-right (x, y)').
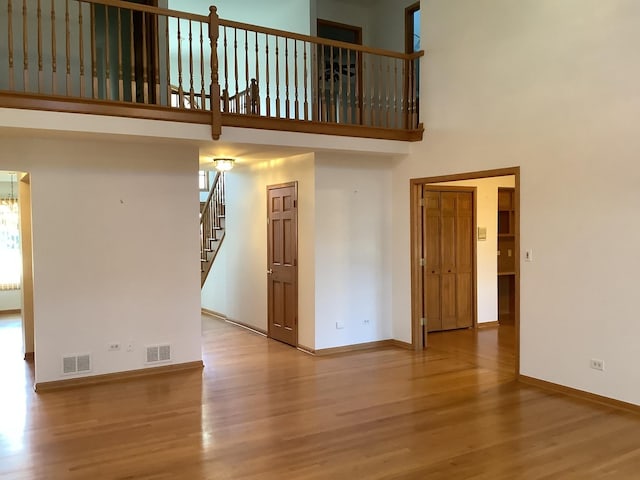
top-left (392, 58), bottom-right (398, 129)
top-left (379, 58), bottom-right (384, 127)
top-left (311, 43), bottom-right (317, 121)
top-left (79, 3), bottom-right (85, 97)
top-left (254, 31), bottom-right (260, 114)
top-left (142, 12), bottom-right (148, 103)
top-left (37, 0), bottom-right (43, 92)
top-left (233, 28), bottom-right (239, 112)
top-left (338, 46), bottom-right (343, 123)
top-left (370, 55), bottom-right (376, 126)
top-left (362, 54), bottom-right (368, 125)
top-left (104, 4), bottom-right (110, 99)
top-left (265, 34), bottom-right (270, 117)
top-left (153, 13), bottom-right (160, 105)
top-left (208, 6), bottom-right (221, 140)
top-left (200, 22), bottom-right (206, 109)
top-left (166, 17), bottom-right (172, 107)
top-left (303, 42), bottom-right (308, 121)
top-left (385, 58), bottom-right (390, 128)
top-left (346, 48), bottom-right (353, 124)
top-left (131, 10), bottom-right (137, 102)
top-left (294, 40), bottom-right (299, 120)
top-left (117, 7), bottom-right (123, 100)
top-left (244, 30), bottom-right (249, 108)
top-left (22, 0), bottom-right (28, 91)
top-left (402, 57), bottom-right (409, 129)
top-left (51, 0), bottom-right (57, 94)
top-left (65, 0), bottom-right (71, 95)
top-left (285, 38), bottom-right (290, 118)
top-left (223, 26), bottom-right (228, 111)
top-left (91, 4), bottom-right (97, 98)
top-left (412, 57), bottom-right (418, 128)
top-left (189, 20), bottom-right (195, 107)
top-left (329, 45), bottom-right (335, 122)
top-left (177, 18), bottom-right (183, 107)
top-left (320, 43), bottom-right (326, 122)
top-left (275, 36), bottom-right (280, 118)
top-left (355, 50), bottom-right (361, 124)
top-left (8, 0), bottom-right (14, 91)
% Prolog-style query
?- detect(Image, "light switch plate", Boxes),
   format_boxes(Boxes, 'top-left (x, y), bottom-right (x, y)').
top-left (525, 250), bottom-right (533, 262)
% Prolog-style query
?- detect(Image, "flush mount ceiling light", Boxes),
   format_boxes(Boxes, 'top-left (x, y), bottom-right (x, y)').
top-left (213, 158), bottom-right (235, 172)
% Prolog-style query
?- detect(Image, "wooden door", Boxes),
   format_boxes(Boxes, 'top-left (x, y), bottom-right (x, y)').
top-left (422, 187), bottom-right (475, 333)
top-left (267, 183), bottom-right (298, 347)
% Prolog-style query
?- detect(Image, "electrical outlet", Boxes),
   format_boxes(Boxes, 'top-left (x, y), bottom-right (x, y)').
top-left (108, 343), bottom-right (121, 352)
top-left (363, 319), bottom-right (370, 325)
top-left (126, 342), bottom-right (134, 352)
top-left (590, 358), bottom-right (604, 371)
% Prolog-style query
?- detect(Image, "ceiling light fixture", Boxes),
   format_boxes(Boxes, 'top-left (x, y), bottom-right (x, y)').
top-left (213, 158), bottom-right (235, 172)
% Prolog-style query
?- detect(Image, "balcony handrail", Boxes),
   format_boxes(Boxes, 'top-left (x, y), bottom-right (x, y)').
top-left (219, 18), bottom-right (424, 61)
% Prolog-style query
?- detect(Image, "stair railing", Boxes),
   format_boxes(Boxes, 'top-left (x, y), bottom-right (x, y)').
top-left (200, 171), bottom-right (226, 285)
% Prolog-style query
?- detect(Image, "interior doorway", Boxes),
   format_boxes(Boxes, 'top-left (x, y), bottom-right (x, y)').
top-left (410, 167), bottom-right (520, 375)
top-left (0, 171), bottom-right (34, 363)
top-left (266, 182), bottom-right (298, 347)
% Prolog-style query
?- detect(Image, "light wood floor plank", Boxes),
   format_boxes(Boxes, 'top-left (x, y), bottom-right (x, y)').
top-left (1, 314), bottom-right (639, 479)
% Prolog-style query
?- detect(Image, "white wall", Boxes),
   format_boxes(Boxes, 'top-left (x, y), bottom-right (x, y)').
top-left (314, 153), bottom-right (392, 349)
top-left (215, 153), bottom-right (316, 348)
top-left (0, 290), bottom-right (21, 311)
top-left (429, 176), bottom-right (515, 324)
top-left (0, 136), bottom-right (202, 384)
top-left (392, 0), bottom-right (640, 405)
top-left (201, 240), bottom-right (227, 315)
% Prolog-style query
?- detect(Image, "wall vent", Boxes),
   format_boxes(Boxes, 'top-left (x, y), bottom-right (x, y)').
top-left (146, 344), bottom-right (171, 364)
top-left (62, 354), bottom-right (92, 375)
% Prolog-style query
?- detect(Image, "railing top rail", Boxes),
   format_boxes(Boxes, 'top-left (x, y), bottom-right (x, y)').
top-left (220, 17), bottom-right (423, 60)
top-left (75, 0), bottom-right (209, 23)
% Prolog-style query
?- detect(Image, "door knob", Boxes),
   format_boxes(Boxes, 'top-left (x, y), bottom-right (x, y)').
top-left (267, 269), bottom-right (273, 275)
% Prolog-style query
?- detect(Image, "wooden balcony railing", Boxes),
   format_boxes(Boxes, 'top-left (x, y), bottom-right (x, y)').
top-left (0, 0), bottom-right (423, 141)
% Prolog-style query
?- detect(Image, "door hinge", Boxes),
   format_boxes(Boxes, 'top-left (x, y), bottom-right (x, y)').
top-left (419, 198), bottom-right (425, 207)
top-left (293, 200), bottom-right (297, 208)
top-left (267, 217), bottom-right (270, 225)
top-left (420, 317), bottom-right (426, 326)
top-left (419, 258), bottom-right (425, 267)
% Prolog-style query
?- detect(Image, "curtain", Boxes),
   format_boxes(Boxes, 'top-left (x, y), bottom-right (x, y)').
top-left (0, 199), bottom-right (21, 291)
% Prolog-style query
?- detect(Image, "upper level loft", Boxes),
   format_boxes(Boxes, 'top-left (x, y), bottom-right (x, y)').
top-left (0, 0), bottom-right (423, 142)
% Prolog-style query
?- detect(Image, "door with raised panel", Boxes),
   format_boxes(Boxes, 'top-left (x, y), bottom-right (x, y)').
top-left (267, 182), bottom-right (298, 347)
top-left (422, 187), bottom-right (475, 333)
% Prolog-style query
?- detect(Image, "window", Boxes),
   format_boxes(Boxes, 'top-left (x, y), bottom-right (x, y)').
top-left (199, 171), bottom-right (209, 192)
top-left (0, 188), bottom-right (21, 291)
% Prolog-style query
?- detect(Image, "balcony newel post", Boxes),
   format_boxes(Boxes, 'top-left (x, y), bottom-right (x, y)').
top-left (209, 5), bottom-right (221, 140)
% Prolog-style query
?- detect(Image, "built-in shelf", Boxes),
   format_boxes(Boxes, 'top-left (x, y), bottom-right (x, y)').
top-left (498, 187), bottom-right (516, 326)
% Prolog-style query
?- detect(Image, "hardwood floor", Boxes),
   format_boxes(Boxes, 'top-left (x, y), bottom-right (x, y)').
top-left (1, 313), bottom-right (640, 479)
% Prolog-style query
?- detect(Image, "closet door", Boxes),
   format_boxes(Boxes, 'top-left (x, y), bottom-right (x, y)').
top-left (455, 192), bottom-right (474, 328)
top-left (424, 191), bottom-right (442, 332)
top-left (422, 188), bottom-right (475, 333)
top-left (440, 192), bottom-right (458, 330)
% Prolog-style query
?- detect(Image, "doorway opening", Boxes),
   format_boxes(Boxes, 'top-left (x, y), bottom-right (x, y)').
top-left (410, 167), bottom-right (520, 375)
top-left (0, 171), bottom-right (34, 368)
top-left (316, 19), bottom-right (363, 124)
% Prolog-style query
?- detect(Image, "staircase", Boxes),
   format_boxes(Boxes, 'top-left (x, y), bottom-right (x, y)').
top-left (200, 172), bottom-right (226, 286)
